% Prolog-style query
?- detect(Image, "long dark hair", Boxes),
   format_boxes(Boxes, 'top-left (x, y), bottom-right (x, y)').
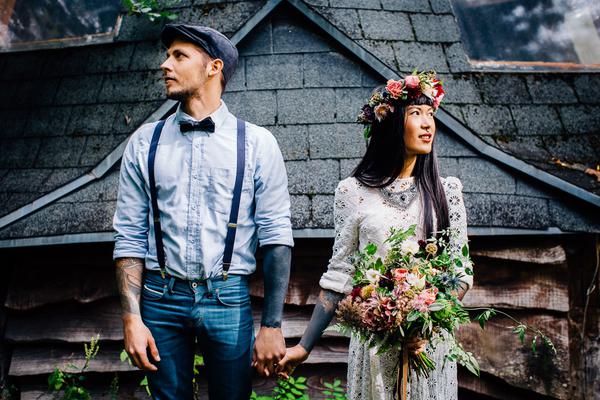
top-left (352, 93), bottom-right (449, 239)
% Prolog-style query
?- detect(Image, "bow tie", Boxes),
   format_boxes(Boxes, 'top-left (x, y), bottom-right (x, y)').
top-left (179, 117), bottom-right (215, 133)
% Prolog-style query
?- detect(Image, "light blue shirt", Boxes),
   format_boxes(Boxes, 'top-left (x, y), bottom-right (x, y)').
top-left (113, 101), bottom-right (294, 279)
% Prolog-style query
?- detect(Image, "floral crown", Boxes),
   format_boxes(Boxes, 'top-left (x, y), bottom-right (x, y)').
top-left (357, 69), bottom-right (445, 138)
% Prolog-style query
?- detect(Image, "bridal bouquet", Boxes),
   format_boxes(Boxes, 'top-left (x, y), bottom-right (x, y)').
top-left (334, 224), bottom-right (555, 380)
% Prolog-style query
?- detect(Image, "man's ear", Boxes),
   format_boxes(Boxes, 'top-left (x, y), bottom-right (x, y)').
top-left (208, 58), bottom-right (224, 78)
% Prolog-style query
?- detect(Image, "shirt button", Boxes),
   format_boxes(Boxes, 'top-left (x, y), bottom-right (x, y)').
top-left (190, 239), bottom-right (195, 244)
top-left (191, 282), bottom-right (197, 288)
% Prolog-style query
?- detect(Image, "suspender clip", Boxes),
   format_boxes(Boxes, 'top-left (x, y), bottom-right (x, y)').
top-left (227, 222), bottom-right (237, 228)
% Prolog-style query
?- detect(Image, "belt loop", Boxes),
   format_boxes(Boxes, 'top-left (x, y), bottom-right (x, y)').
top-left (167, 276), bottom-right (175, 295)
top-left (206, 278), bottom-right (214, 298)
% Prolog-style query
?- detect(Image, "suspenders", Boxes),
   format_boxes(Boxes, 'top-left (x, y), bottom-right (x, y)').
top-left (147, 118), bottom-right (246, 280)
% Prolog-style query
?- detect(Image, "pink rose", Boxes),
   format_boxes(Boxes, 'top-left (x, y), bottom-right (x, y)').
top-left (386, 79), bottom-right (404, 99)
top-left (404, 75), bottom-right (420, 89)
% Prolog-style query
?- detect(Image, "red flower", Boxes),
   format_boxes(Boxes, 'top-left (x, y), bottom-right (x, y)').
top-left (393, 268), bottom-right (409, 283)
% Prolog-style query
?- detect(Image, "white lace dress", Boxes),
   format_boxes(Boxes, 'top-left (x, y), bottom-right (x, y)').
top-left (319, 176), bottom-right (473, 400)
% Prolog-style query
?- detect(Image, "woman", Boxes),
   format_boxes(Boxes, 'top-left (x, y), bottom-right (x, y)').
top-left (277, 71), bottom-right (473, 399)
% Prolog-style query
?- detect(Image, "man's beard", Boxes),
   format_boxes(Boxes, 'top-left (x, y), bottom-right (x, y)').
top-left (166, 87), bottom-right (194, 102)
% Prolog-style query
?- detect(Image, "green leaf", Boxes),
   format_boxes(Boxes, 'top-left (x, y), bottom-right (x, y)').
top-left (48, 368), bottom-right (64, 391)
top-left (462, 245), bottom-right (469, 258)
top-left (475, 309), bottom-right (496, 329)
top-left (407, 310), bottom-right (420, 322)
top-left (428, 301), bottom-right (446, 312)
top-left (365, 243), bottom-right (377, 255)
top-left (512, 324), bottom-right (526, 343)
top-left (531, 336), bottom-right (538, 354)
top-left (363, 125), bottom-right (372, 139)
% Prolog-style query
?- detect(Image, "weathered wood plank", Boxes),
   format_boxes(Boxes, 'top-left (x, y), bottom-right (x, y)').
top-left (457, 312), bottom-right (570, 399)
top-left (5, 299), bottom-right (343, 343)
top-left (4, 265), bottom-right (117, 310)
top-left (462, 275), bottom-right (568, 312)
top-left (471, 243), bottom-right (566, 265)
top-left (9, 342), bottom-right (348, 377)
top-left (458, 368), bottom-right (555, 400)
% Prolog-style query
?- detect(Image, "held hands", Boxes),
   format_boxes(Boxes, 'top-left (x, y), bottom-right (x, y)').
top-left (253, 326), bottom-right (286, 377)
top-left (276, 344), bottom-right (309, 379)
top-left (123, 315), bottom-right (160, 371)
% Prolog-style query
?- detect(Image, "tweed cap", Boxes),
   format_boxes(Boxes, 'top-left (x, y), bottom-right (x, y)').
top-left (161, 24), bottom-right (238, 83)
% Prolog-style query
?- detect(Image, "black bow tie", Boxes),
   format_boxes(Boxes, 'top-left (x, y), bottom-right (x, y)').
top-left (179, 117), bottom-right (215, 133)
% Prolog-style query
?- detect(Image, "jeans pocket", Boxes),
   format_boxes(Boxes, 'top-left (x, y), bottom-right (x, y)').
top-left (142, 283), bottom-right (165, 301)
top-left (215, 285), bottom-right (250, 307)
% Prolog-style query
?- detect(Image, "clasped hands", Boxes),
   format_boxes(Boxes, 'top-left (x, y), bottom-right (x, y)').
top-left (252, 326), bottom-right (287, 377)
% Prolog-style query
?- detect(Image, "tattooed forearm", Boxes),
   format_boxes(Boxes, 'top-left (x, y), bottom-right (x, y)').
top-left (298, 289), bottom-right (344, 353)
top-left (115, 257), bottom-right (144, 318)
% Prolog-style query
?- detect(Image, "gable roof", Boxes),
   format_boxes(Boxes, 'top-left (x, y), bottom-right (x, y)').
top-left (0, 0), bottom-right (599, 246)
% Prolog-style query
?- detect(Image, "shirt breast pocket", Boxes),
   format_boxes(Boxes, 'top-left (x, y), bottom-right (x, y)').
top-left (206, 167), bottom-right (252, 215)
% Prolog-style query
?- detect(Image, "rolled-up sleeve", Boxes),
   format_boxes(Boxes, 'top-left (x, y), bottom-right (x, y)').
top-left (445, 176), bottom-right (474, 290)
top-left (254, 129), bottom-right (294, 248)
top-left (319, 179), bottom-right (361, 294)
top-left (113, 133), bottom-right (149, 260)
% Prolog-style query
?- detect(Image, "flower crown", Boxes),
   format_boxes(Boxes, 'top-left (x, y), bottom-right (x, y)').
top-left (357, 69), bottom-right (445, 138)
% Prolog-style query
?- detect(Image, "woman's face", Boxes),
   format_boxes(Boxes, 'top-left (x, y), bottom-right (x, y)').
top-left (403, 104), bottom-right (436, 156)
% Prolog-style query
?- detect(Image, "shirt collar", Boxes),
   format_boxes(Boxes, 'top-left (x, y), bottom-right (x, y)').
top-left (174, 100), bottom-right (231, 134)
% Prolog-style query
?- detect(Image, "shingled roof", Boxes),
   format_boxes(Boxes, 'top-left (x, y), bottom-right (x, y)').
top-left (0, 0), bottom-right (599, 246)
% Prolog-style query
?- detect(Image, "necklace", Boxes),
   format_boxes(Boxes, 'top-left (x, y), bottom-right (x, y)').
top-left (380, 180), bottom-right (418, 210)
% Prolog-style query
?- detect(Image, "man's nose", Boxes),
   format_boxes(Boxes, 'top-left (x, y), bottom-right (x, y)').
top-left (160, 58), bottom-right (172, 72)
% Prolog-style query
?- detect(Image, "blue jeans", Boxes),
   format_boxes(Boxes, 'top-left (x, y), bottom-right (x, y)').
top-left (141, 270), bottom-right (254, 400)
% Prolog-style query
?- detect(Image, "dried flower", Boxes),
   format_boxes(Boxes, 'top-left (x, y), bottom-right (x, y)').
top-left (374, 103), bottom-right (393, 122)
top-left (336, 296), bottom-right (365, 328)
top-left (425, 243), bottom-right (438, 255)
top-left (361, 284), bottom-right (375, 299)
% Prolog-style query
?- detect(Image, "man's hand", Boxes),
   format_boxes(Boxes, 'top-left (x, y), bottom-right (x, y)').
top-left (276, 344), bottom-right (309, 379)
top-left (252, 326), bottom-right (286, 377)
top-left (123, 314), bottom-right (160, 371)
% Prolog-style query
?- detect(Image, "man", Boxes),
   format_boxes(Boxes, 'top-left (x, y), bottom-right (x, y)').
top-left (113, 24), bottom-right (293, 400)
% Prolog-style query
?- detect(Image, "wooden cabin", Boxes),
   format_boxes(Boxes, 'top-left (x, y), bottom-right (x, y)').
top-left (0, 0), bottom-right (599, 399)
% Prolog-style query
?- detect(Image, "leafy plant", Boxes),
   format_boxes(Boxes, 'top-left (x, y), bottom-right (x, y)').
top-left (47, 335), bottom-right (100, 400)
top-left (252, 376), bottom-right (348, 400)
top-left (322, 379), bottom-right (347, 400)
top-left (273, 376), bottom-right (308, 400)
top-left (122, 0), bottom-right (180, 22)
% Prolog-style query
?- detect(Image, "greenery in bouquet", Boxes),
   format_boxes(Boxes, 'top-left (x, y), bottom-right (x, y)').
top-left (334, 224), bottom-right (556, 378)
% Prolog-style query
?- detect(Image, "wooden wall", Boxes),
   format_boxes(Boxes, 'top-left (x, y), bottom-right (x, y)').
top-left (0, 235), bottom-right (598, 399)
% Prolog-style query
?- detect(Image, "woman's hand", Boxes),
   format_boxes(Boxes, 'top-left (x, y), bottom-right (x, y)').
top-left (406, 336), bottom-right (428, 356)
top-left (276, 344), bottom-right (309, 379)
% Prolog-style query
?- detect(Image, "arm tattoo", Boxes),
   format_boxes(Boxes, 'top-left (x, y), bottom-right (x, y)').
top-left (115, 258), bottom-right (144, 317)
top-left (299, 289), bottom-right (344, 353)
top-left (261, 245), bottom-right (292, 328)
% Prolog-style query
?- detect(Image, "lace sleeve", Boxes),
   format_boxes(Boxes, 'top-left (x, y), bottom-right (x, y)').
top-left (319, 178), bottom-right (361, 295)
top-left (445, 176), bottom-right (474, 290)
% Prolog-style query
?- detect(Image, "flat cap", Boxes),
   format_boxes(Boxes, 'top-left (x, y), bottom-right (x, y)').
top-left (161, 24), bottom-right (238, 83)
